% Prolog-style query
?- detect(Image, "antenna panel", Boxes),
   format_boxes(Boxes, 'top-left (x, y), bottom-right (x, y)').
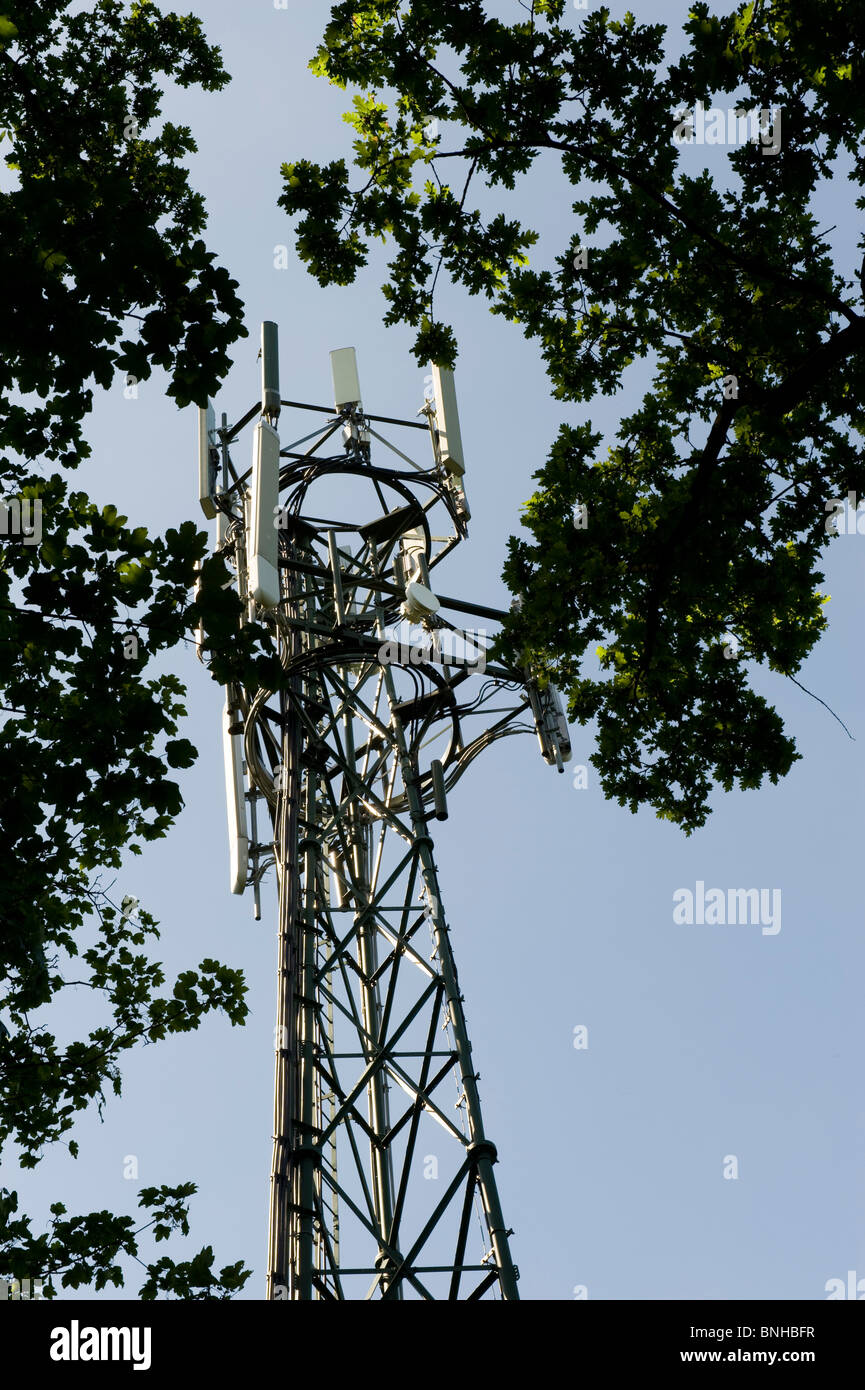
top-left (198, 401), bottom-right (218, 518)
top-left (550, 684), bottom-right (572, 760)
top-left (223, 695), bottom-right (249, 894)
top-left (330, 347), bottom-right (362, 410)
top-left (432, 366), bottom-right (465, 477)
top-left (248, 419), bottom-right (281, 608)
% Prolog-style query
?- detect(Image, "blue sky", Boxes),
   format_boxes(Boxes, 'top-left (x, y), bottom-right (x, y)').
top-left (6, 0), bottom-right (864, 1300)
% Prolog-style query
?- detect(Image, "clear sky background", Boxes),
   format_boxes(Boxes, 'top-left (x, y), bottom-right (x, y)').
top-left (6, 0), bottom-right (864, 1300)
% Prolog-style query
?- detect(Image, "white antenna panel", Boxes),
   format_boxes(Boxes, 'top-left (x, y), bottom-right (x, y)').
top-left (193, 560), bottom-right (204, 660)
top-left (331, 347), bottom-right (362, 410)
top-left (198, 401), bottom-right (218, 518)
top-left (550, 684), bottom-right (572, 761)
top-left (248, 419), bottom-right (281, 608)
top-left (223, 695), bottom-right (249, 894)
top-left (432, 366), bottom-right (465, 477)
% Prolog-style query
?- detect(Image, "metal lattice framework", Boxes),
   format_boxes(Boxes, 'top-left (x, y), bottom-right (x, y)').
top-left (200, 327), bottom-right (570, 1299)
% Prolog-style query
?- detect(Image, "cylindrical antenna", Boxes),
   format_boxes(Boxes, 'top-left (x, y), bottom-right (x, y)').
top-left (216, 410), bottom-right (231, 544)
top-left (430, 759), bottom-right (448, 821)
top-left (261, 321), bottom-right (280, 423)
top-left (249, 787), bottom-right (262, 921)
top-left (415, 552), bottom-right (432, 589)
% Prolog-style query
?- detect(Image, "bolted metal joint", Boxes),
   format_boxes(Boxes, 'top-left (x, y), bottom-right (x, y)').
top-left (467, 1139), bottom-right (499, 1165)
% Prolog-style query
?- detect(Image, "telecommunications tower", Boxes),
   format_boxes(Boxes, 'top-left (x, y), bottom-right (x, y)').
top-left (196, 323), bottom-right (571, 1300)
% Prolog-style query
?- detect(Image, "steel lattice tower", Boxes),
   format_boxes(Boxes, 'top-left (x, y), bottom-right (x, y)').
top-left (197, 324), bottom-right (571, 1300)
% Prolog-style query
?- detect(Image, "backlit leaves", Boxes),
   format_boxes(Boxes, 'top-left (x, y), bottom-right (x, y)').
top-left (287, 0), bottom-right (865, 831)
top-left (0, 0), bottom-right (248, 1297)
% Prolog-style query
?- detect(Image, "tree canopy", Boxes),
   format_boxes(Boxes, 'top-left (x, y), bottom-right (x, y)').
top-left (0, 0), bottom-right (250, 1297)
top-left (281, 0), bottom-right (865, 830)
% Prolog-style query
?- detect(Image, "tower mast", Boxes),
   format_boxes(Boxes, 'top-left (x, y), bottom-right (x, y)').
top-left (198, 324), bottom-right (571, 1299)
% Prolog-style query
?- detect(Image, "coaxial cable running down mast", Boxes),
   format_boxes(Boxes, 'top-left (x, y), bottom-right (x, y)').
top-left (196, 323), bottom-right (571, 1300)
